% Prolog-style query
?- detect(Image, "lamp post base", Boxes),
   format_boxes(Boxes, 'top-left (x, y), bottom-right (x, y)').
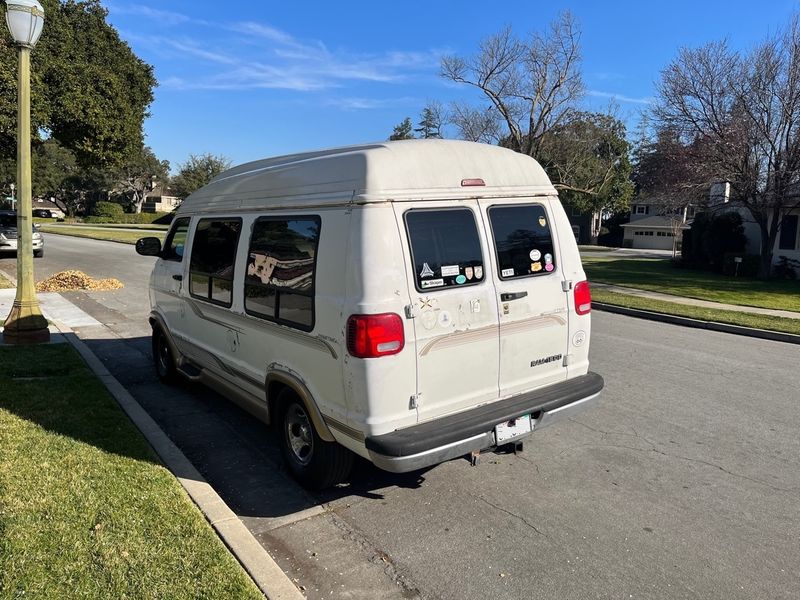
top-left (2, 299), bottom-right (50, 344)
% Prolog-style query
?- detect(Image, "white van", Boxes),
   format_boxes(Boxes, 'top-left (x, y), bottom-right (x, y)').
top-left (136, 140), bottom-right (603, 489)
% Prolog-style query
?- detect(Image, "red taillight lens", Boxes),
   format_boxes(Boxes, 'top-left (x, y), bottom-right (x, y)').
top-left (574, 280), bottom-right (592, 315)
top-left (347, 313), bottom-right (405, 358)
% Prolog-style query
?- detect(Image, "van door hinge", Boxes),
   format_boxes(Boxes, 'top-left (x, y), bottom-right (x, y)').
top-left (409, 394), bottom-right (421, 409)
top-left (404, 304), bottom-right (418, 319)
top-left (561, 280), bottom-right (574, 292)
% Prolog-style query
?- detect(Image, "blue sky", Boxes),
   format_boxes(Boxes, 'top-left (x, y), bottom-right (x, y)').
top-left (104, 1), bottom-right (800, 172)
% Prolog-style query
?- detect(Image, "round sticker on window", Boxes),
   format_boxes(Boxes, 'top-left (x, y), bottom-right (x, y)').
top-left (455, 274), bottom-right (467, 284)
top-left (529, 249), bottom-right (541, 261)
top-left (545, 263), bottom-right (554, 272)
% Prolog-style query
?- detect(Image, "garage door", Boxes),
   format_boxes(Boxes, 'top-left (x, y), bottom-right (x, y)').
top-left (631, 230), bottom-right (674, 250)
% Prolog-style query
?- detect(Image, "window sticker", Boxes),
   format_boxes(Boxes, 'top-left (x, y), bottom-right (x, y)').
top-left (465, 266), bottom-right (474, 280)
top-left (501, 268), bottom-right (515, 277)
top-left (455, 274), bottom-right (467, 284)
top-left (529, 249), bottom-right (541, 261)
top-left (531, 262), bottom-right (542, 272)
top-left (440, 265), bottom-right (460, 277)
top-left (420, 262), bottom-right (435, 278)
top-left (538, 216), bottom-right (547, 227)
top-left (474, 266), bottom-right (483, 279)
top-left (545, 263), bottom-right (554, 272)
top-left (421, 278), bottom-right (444, 289)
top-left (544, 253), bottom-right (553, 264)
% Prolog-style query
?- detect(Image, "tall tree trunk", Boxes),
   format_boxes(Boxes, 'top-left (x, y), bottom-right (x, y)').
top-left (757, 208), bottom-right (781, 279)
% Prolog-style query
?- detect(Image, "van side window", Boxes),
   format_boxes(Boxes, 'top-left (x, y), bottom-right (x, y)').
top-left (162, 217), bottom-right (190, 261)
top-left (404, 208), bottom-right (484, 291)
top-left (244, 216), bottom-right (321, 331)
top-left (488, 204), bottom-right (556, 278)
top-left (189, 218), bottom-right (242, 307)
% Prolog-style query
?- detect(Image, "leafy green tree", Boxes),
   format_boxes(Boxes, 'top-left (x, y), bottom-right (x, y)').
top-left (389, 117), bottom-right (414, 141)
top-left (537, 112), bottom-right (634, 242)
top-left (112, 146), bottom-right (169, 213)
top-left (171, 153), bottom-right (231, 200)
top-left (415, 104), bottom-right (443, 139)
top-left (0, 0), bottom-right (156, 169)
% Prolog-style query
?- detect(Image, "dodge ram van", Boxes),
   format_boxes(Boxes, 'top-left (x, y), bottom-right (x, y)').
top-left (136, 140), bottom-right (604, 488)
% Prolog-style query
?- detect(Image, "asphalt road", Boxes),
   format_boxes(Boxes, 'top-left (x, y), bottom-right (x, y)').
top-left (3, 233), bottom-right (799, 599)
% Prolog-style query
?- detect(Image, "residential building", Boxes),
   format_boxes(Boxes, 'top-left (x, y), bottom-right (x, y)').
top-left (620, 199), bottom-right (693, 250)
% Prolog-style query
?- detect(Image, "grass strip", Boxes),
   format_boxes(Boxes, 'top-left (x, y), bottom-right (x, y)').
top-left (38, 226), bottom-right (166, 245)
top-left (584, 257), bottom-right (800, 312)
top-left (593, 289), bottom-right (800, 336)
top-left (0, 344), bottom-right (262, 599)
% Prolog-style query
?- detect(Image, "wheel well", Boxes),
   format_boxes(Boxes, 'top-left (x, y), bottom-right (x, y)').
top-left (267, 381), bottom-right (294, 427)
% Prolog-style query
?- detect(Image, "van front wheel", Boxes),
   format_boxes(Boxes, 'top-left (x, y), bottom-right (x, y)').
top-left (277, 390), bottom-right (353, 489)
top-left (152, 328), bottom-right (177, 383)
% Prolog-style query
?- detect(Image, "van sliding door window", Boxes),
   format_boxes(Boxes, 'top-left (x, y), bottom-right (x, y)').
top-left (404, 208), bottom-right (484, 291)
top-left (188, 218), bottom-right (242, 307)
top-left (244, 216), bottom-right (321, 331)
top-left (488, 204), bottom-right (556, 279)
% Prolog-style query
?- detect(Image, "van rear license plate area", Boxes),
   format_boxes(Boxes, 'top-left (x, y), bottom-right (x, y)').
top-left (495, 414), bottom-right (532, 444)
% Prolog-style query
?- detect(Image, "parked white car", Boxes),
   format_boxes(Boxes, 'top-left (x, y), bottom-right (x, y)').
top-left (0, 211), bottom-right (44, 257)
top-left (136, 140), bottom-right (603, 488)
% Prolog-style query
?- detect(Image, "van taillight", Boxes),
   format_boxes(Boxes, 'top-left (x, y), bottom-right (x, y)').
top-left (574, 281), bottom-right (592, 315)
top-left (347, 313), bottom-right (405, 358)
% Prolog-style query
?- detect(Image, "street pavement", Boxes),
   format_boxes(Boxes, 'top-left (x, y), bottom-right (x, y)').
top-left (2, 234), bottom-right (799, 600)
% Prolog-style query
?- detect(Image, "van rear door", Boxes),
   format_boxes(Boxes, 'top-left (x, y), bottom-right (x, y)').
top-left (479, 199), bottom-right (569, 397)
top-left (394, 202), bottom-right (500, 423)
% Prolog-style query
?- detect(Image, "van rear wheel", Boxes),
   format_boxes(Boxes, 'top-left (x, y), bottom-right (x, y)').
top-left (277, 389), bottom-right (353, 490)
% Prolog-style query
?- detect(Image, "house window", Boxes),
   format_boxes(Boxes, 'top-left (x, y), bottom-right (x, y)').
top-left (244, 216), bottom-right (321, 331)
top-left (779, 215), bottom-right (798, 250)
top-left (189, 218), bottom-right (242, 307)
top-left (635, 205), bottom-right (649, 215)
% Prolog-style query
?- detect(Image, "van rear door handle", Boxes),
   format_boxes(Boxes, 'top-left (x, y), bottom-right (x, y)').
top-left (172, 274), bottom-right (183, 281)
top-left (500, 291), bottom-right (528, 302)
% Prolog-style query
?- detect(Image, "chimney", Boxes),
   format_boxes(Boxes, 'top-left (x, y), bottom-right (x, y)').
top-left (709, 181), bottom-right (730, 206)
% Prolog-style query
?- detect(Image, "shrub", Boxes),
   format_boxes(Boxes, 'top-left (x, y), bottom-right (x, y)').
top-left (92, 201), bottom-right (124, 220)
top-left (773, 255), bottom-right (800, 280)
top-left (83, 216), bottom-right (115, 224)
top-left (721, 253), bottom-right (760, 277)
top-left (684, 211), bottom-right (747, 271)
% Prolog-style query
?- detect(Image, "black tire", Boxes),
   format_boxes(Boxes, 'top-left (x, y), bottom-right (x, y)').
top-left (276, 388), bottom-right (353, 490)
top-left (152, 327), bottom-right (177, 383)
top-left (34, 249), bottom-right (43, 258)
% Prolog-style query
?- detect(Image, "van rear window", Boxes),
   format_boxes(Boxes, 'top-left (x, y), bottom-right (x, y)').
top-left (488, 204), bottom-right (556, 278)
top-left (404, 208), bottom-right (484, 291)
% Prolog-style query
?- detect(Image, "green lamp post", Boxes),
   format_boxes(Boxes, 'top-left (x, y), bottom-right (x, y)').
top-left (2, 0), bottom-right (49, 344)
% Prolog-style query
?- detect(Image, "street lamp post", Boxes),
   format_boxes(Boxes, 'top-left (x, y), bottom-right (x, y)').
top-left (9, 182), bottom-right (15, 210)
top-left (2, 0), bottom-right (49, 344)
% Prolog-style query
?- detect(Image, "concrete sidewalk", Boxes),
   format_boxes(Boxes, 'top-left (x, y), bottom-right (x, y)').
top-left (593, 283), bottom-right (800, 320)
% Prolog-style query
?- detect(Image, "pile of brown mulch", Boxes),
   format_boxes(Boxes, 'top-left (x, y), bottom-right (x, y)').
top-left (36, 270), bottom-right (124, 292)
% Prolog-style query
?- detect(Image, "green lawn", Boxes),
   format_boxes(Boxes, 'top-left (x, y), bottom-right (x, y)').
top-left (39, 226), bottom-right (166, 245)
top-left (44, 222), bottom-right (170, 230)
top-left (584, 257), bottom-right (800, 312)
top-left (593, 289), bottom-right (800, 336)
top-left (0, 344), bottom-right (262, 599)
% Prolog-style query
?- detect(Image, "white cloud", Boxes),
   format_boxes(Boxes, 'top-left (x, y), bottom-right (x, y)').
top-left (114, 4), bottom-right (443, 94)
top-left (588, 90), bottom-right (654, 105)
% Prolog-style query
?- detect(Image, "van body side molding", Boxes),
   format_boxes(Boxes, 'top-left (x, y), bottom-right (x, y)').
top-left (365, 372), bottom-right (604, 459)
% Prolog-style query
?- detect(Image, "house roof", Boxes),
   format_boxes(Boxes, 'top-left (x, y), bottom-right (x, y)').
top-left (621, 215), bottom-right (690, 229)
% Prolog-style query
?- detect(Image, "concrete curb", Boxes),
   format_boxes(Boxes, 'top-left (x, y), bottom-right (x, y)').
top-left (58, 325), bottom-right (304, 600)
top-left (594, 302), bottom-right (800, 345)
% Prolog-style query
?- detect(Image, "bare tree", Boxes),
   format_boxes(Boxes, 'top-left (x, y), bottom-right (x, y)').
top-left (653, 17), bottom-right (800, 277)
top-left (441, 13), bottom-right (584, 159)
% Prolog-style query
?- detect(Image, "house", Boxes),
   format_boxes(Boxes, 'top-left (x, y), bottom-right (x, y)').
top-left (620, 199), bottom-right (693, 250)
top-left (706, 181), bottom-right (800, 265)
top-left (564, 204), bottom-right (593, 244)
top-left (32, 198), bottom-right (66, 218)
top-left (142, 184), bottom-right (181, 213)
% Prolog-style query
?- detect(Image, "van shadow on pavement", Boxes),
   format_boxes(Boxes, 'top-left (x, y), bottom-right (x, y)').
top-left (80, 334), bottom-right (432, 523)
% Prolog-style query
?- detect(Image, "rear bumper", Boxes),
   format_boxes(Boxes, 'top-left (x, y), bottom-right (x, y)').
top-left (366, 372), bottom-right (604, 473)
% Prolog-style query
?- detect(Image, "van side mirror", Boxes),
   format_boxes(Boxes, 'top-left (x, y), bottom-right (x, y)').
top-left (135, 236), bottom-right (162, 256)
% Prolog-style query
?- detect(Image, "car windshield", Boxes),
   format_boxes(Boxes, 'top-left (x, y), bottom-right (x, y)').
top-left (0, 214), bottom-right (16, 228)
